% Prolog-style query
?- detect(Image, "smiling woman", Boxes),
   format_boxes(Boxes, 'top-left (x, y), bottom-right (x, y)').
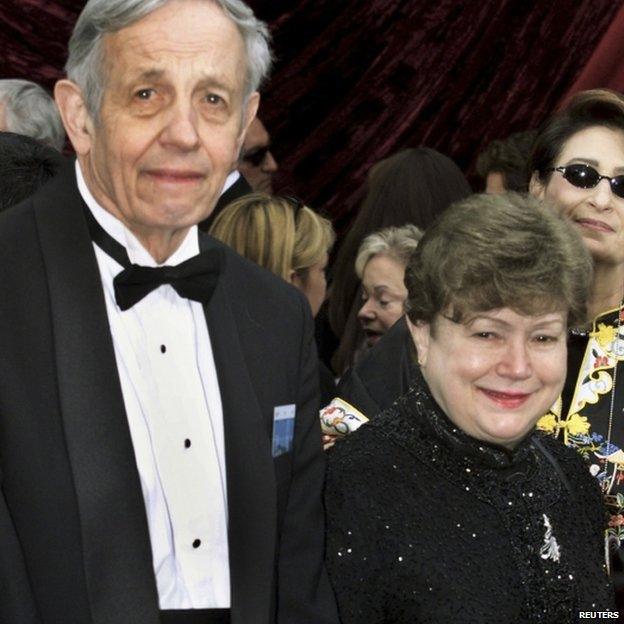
top-left (324, 192), bottom-right (614, 623)
top-left (529, 90), bottom-right (624, 598)
top-left (410, 308), bottom-right (568, 450)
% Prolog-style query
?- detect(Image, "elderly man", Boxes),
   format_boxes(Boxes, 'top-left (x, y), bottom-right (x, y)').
top-left (0, 79), bottom-right (66, 150)
top-left (0, 2), bottom-right (337, 624)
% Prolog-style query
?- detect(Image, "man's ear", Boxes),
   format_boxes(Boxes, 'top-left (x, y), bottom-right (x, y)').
top-left (237, 91), bottom-right (260, 154)
top-left (54, 79), bottom-right (95, 156)
top-left (529, 171), bottom-right (545, 200)
top-left (406, 316), bottom-right (431, 367)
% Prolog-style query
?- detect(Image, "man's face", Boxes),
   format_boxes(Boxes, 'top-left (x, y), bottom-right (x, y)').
top-left (239, 117), bottom-right (278, 193)
top-left (75, 0), bottom-right (258, 246)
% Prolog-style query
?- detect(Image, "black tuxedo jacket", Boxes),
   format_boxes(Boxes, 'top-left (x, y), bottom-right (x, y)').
top-left (198, 173), bottom-right (252, 233)
top-left (0, 165), bottom-right (337, 624)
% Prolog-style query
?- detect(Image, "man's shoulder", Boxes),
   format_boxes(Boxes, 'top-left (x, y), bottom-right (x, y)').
top-left (0, 163), bottom-right (83, 271)
top-left (0, 161), bottom-right (76, 233)
top-left (0, 193), bottom-right (41, 255)
top-left (0, 195), bottom-right (36, 229)
top-left (202, 232), bottom-right (309, 314)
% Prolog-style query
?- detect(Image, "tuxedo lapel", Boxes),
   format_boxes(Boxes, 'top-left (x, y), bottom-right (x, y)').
top-left (34, 165), bottom-right (159, 624)
top-left (201, 247), bottom-right (276, 624)
top-left (33, 166), bottom-right (275, 623)
top-left (218, 174), bottom-right (253, 208)
top-left (198, 173), bottom-right (252, 232)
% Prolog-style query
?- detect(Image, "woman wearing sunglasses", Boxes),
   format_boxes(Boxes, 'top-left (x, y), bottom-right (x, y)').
top-left (529, 89), bottom-right (624, 599)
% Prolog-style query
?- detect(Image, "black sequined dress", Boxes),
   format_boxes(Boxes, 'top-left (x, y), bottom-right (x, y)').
top-left (325, 375), bottom-right (614, 624)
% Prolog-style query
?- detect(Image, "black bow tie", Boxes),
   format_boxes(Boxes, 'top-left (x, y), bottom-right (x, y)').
top-left (84, 206), bottom-right (223, 311)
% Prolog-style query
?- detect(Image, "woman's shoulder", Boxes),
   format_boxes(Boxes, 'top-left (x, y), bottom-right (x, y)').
top-left (532, 432), bottom-right (601, 498)
top-left (328, 407), bottom-right (396, 461)
top-left (327, 397), bottom-right (425, 481)
top-left (327, 403), bottom-right (408, 467)
top-left (534, 431), bottom-right (588, 464)
top-left (324, 403), bottom-right (430, 533)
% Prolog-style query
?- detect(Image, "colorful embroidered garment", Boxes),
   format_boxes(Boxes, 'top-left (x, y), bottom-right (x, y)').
top-left (538, 306), bottom-right (624, 559)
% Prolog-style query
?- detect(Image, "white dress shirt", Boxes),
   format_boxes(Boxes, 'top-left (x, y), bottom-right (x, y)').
top-left (221, 170), bottom-right (240, 194)
top-left (76, 162), bottom-right (230, 609)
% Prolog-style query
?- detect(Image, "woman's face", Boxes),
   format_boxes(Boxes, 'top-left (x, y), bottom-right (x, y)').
top-left (292, 252), bottom-right (328, 318)
top-left (409, 307), bottom-right (567, 450)
top-left (532, 125), bottom-right (624, 266)
top-left (358, 253), bottom-right (408, 346)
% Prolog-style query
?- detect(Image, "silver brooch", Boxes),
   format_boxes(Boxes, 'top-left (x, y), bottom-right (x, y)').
top-left (539, 514), bottom-right (561, 563)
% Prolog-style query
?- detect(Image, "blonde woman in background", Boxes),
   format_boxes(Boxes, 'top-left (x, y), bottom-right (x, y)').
top-left (210, 193), bottom-right (336, 401)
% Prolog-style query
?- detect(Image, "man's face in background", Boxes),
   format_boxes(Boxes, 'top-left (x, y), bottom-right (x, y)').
top-left (239, 117), bottom-right (278, 193)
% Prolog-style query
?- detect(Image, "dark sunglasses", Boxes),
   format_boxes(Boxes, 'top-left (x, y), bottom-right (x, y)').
top-left (241, 145), bottom-right (271, 167)
top-left (548, 163), bottom-right (624, 199)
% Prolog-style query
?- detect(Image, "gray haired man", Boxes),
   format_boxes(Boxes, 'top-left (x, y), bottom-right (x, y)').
top-left (0, 79), bottom-right (65, 150)
top-left (0, 1), bottom-right (337, 623)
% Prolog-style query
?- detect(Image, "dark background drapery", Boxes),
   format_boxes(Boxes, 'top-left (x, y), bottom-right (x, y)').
top-left (2, 0), bottom-right (624, 232)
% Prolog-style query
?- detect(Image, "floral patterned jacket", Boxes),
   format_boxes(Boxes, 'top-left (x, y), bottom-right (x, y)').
top-left (538, 306), bottom-right (624, 565)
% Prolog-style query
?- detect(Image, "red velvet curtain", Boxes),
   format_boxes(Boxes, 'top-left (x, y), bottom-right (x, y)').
top-left (562, 4), bottom-right (624, 101)
top-left (1, 0), bottom-right (623, 229)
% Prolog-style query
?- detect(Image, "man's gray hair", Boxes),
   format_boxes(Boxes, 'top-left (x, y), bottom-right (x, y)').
top-left (355, 224), bottom-right (423, 279)
top-left (65, 0), bottom-right (272, 118)
top-left (0, 80), bottom-right (65, 151)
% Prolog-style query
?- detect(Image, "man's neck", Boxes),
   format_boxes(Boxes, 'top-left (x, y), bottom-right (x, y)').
top-left (76, 159), bottom-right (191, 264)
top-left (125, 225), bottom-right (192, 264)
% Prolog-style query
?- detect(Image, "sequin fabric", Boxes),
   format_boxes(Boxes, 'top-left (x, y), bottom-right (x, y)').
top-left (324, 378), bottom-right (614, 624)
